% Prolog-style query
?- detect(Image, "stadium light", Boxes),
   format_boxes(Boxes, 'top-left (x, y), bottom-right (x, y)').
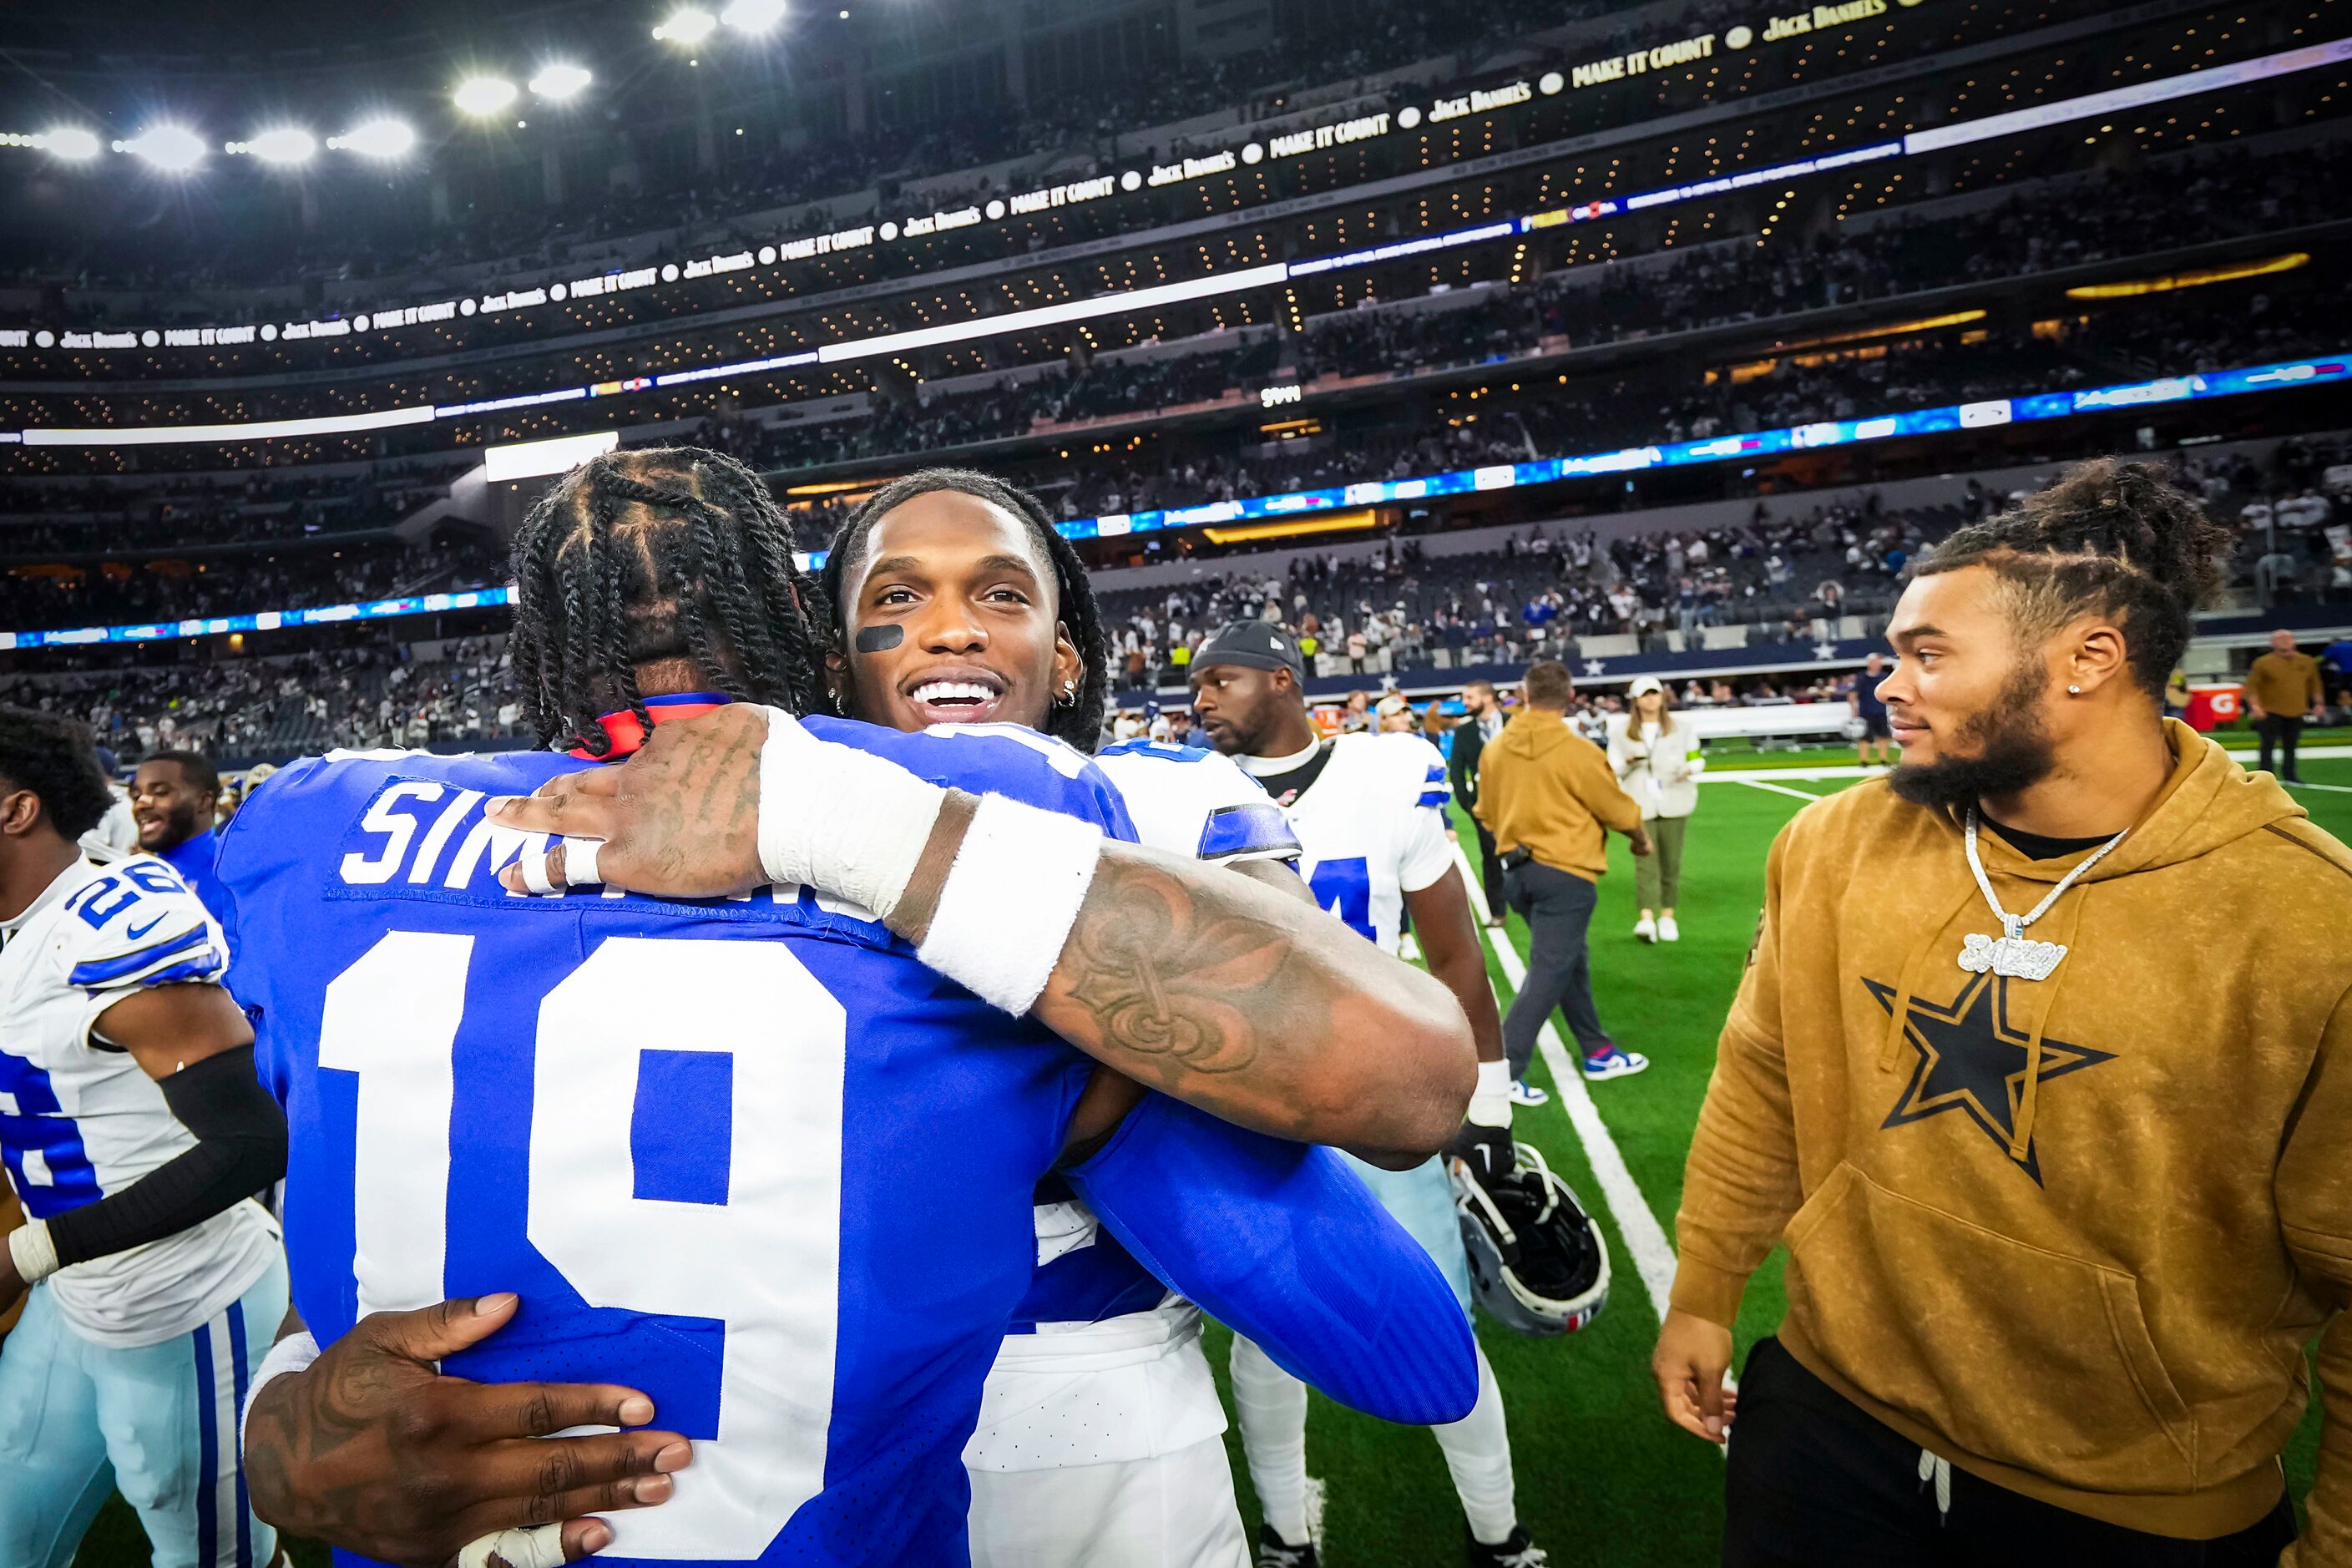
top-left (39, 127), bottom-right (102, 161)
top-left (240, 127), bottom-right (319, 165)
top-left (654, 8), bottom-right (719, 43)
top-left (115, 124), bottom-right (208, 172)
top-left (329, 118), bottom-right (417, 159)
top-left (529, 63), bottom-right (593, 100)
top-left (721, 0), bottom-right (788, 31)
top-left (453, 76), bottom-right (519, 116)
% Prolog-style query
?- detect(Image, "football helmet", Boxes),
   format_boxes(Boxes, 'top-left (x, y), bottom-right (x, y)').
top-left (1449, 1142), bottom-right (1610, 1336)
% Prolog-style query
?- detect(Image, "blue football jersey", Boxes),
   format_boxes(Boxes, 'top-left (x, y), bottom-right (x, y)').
top-left (218, 716), bottom-right (1137, 1568)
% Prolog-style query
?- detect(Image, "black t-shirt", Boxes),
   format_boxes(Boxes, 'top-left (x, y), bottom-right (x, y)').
top-left (1981, 815), bottom-right (2117, 862)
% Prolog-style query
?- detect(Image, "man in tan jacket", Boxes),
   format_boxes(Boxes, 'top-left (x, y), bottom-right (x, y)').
top-left (2248, 628), bottom-right (2326, 783)
top-left (1654, 461), bottom-right (2352, 1565)
top-left (1475, 661), bottom-right (1651, 1093)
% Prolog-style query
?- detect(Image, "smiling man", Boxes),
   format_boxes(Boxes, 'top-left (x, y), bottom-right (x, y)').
top-left (1651, 461), bottom-right (2352, 1566)
top-left (130, 751), bottom-right (230, 934)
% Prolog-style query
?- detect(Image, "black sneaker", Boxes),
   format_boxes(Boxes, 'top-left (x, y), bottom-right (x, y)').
top-left (1467, 1524), bottom-right (1550, 1567)
top-left (1256, 1525), bottom-right (1319, 1568)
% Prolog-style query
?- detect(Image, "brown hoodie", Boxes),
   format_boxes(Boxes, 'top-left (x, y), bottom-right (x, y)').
top-left (1674, 722), bottom-right (2352, 1552)
top-left (1473, 708), bottom-right (1643, 882)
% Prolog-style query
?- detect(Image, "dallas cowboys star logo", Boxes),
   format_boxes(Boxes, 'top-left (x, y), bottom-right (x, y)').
top-left (1581, 659), bottom-right (1606, 676)
top-left (1864, 973), bottom-right (2113, 1184)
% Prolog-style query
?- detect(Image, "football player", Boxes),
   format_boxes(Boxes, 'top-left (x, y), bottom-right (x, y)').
top-left (132, 751), bottom-right (233, 935)
top-left (231, 449), bottom-right (1479, 1568)
top-left (1190, 621), bottom-right (1549, 1568)
top-left (0, 708), bottom-right (289, 1568)
top-left (815, 470), bottom-right (1302, 1567)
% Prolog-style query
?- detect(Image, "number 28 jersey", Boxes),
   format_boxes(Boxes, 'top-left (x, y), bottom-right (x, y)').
top-left (218, 718), bottom-right (1139, 1568)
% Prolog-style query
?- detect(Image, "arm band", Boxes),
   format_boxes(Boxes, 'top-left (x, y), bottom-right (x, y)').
top-left (1068, 1092), bottom-right (1478, 1425)
top-left (47, 1044), bottom-right (287, 1270)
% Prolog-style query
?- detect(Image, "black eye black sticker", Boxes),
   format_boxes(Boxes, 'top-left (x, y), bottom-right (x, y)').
top-left (854, 624), bottom-right (904, 653)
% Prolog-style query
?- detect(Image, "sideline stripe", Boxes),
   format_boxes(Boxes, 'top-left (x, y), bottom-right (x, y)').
top-left (1452, 844), bottom-right (1677, 1325)
top-left (1737, 778), bottom-right (1823, 803)
top-left (2287, 780), bottom-right (2352, 793)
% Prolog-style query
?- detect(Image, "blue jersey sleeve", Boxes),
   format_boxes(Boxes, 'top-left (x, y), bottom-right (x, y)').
top-left (802, 717), bottom-right (1139, 844)
top-left (1067, 1093), bottom-right (1478, 1426)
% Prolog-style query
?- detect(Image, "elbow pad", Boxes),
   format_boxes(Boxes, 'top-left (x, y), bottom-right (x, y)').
top-left (48, 1044), bottom-right (286, 1270)
top-left (1068, 1093), bottom-right (1478, 1425)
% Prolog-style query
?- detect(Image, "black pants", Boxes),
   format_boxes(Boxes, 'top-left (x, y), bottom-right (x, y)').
top-left (1469, 820), bottom-right (1506, 918)
top-left (1723, 1338), bottom-right (2297, 1568)
top-left (1500, 860), bottom-right (1613, 1079)
top-left (2255, 714), bottom-right (2306, 781)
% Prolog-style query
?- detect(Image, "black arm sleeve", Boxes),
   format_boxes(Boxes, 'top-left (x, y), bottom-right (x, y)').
top-left (46, 1044), bottom-right (287, 1270)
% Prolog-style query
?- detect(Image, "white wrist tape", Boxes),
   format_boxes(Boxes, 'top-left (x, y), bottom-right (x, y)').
top-left (755, 707), bottom-right (945, 921)
top-left (8, 1218), bottom-right (57, 1283)
top-left (916, 792), bottom-right (1102, 1014)
top-left (238, 1329), bottom-right (320, 1454)
top-left (458, 1525), bottom-right (568, 1568)
top-left (1468, 1058), bottom-right (1513, 1129)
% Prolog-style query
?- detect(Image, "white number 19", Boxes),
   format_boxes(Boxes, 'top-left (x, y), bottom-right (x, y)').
top-left (318, 931), bottom-right (847, 1559)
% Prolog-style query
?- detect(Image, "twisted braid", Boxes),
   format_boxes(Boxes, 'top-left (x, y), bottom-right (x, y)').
top-left (1914, 458), bottom-right (2233, 702)
top-left (508, 446), bottom-right (831, 754)
top-left (820, 468), bottom-right (1110, 751)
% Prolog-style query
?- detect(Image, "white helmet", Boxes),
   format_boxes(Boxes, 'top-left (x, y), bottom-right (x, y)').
top-left (1450, 1143), bottom-right (1610, 1337)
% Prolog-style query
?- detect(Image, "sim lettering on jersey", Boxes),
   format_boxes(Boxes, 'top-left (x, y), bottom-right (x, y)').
top-left (1005, 737), bottom-right (1300, 1336)
top-left (1272, 733), bottom-right (1455, 959)
top-left (220, 717), bottom-right (1139, 1568)
top-left (0, 853), bottom-right (280, 1348)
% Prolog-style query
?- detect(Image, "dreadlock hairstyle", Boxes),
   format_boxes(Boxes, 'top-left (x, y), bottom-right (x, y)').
top-left (1912, 458), bottom-right (2233, 704)
top-left (819, 467), bottom-right (1110, 751)
top-left (508, 445), bottom-right (832, 756)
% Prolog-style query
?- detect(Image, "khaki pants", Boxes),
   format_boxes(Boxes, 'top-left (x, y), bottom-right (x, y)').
top-left (1634, 813), bottom-right (1689, 911)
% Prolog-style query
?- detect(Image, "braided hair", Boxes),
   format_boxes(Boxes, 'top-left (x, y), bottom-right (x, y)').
top-left (509, 445), bottom-right (831, 755)
top-left (819, 468), bottom-right (1110, 751)
top-left (1913, 458), bottom-right (2233, 703)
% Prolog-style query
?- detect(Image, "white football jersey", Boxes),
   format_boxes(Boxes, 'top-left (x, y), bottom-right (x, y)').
top-left (1090, 739), bottom-right (1304, 866)
top-left (0, 855), bottom-right (280, 1348)
top-left (1261, 732), bottom-right (1456, 958)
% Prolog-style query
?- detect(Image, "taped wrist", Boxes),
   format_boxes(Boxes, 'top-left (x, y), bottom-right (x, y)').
top-left (9, 1219), bottom-right (57, 1283)
top-left (47, 1044), bottom-right (286, 1269)
top-left (239, 1329), bottom-right (320, 1454)
top-left (915, 792), bottom-right (1102, 1014)
top-left (754, 706), bottom-right (944, 919)
top-left (1467, 1058), bottom-right (1513, 1130)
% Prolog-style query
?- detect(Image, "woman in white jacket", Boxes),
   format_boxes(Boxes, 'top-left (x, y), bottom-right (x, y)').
top-left (1606, 675), bottom-right (1702, 943)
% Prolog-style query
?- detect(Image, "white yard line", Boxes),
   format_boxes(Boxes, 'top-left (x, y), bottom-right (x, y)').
top-left (1737, 778), bottom-right (1824, 803)
top-left (2287, 780), bottom-right (2352, 793)
top-left (1452, 843), bottom-right (1678, 1325)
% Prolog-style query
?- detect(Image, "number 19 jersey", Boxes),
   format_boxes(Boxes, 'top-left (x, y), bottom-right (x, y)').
top-left (218, 718), bottom-right (1139, 1568)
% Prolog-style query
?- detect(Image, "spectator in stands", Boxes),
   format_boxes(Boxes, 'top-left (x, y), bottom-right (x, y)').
top-left (1609, 676), bottom-right (1703, 947)
top-left (1474, 660), bottom-right (1651, 1095)
top-left (2246, 629), bottom-right (2326, 784)
top-left (1376, 694), bottom-right (1415, 733)
top-left (1340, 690), bottom-right (1372, 732)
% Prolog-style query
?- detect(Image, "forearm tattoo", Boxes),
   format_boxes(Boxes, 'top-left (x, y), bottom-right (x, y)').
top-left (1051, 853), bottom-right (1329, 1092)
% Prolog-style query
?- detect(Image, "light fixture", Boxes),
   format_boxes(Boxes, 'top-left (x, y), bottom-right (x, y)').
top-left (654, 8), bottom-right (719, 43)
top-left (721, 0), bottom-right (787, 29)
top-left (38, 127), bottom-right (102, 161)
top-left (453, 76), bottom-right (519, 116)
top-left (529, 63), bottom-right (593, 99)
top-left (330, 119), bottom-right (417, 159)
top-left (117, 124), bottom-right (208, 171)
top-left (241, 127), bottom-right (318, 165)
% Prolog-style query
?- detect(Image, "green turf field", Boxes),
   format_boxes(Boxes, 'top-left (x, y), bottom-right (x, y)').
top-left (71, 744), bottom-right (2352, 1566)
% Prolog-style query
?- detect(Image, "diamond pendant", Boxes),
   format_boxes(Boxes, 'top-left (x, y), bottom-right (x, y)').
top-left (1958, 932), bottom-right (2068, 982)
